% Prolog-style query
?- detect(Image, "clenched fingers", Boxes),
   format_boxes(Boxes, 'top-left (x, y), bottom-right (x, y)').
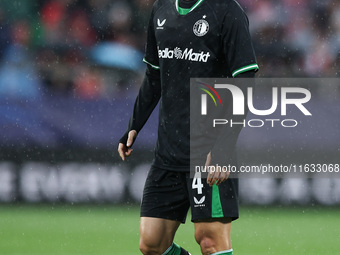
top-left (206, 165), bottom-right (230, 186)
top-left (117, 143), bottom-right (133, 161)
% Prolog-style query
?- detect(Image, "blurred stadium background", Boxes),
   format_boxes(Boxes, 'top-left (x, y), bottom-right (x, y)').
top-left (0, 0), bottom-right (340, 254)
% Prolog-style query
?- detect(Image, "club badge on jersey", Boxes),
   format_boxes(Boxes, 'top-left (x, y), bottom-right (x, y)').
top-left (193, 17), bottom-right (209, 37)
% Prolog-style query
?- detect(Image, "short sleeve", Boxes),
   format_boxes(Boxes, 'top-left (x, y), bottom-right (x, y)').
top-left (222, 0), bottom-right (258, 77)
top-left (143, 8), bottom-right (160, 70)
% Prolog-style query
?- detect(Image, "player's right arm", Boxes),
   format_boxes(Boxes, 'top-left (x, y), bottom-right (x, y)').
top-left (118, 65), bottom-right (161, 160)
top-left (118, 7), bottom-right (161, 161)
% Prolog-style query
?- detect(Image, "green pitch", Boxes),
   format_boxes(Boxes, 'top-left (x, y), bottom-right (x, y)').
top-left (0, 205), bottom-right (339, 255)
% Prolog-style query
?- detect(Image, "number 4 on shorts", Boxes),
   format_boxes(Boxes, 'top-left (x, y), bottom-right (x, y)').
top-left (192, 172), bottom-right (203, 195)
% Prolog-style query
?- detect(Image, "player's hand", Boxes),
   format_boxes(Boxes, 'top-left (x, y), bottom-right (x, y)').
top-left (118, 130), bottom-right (137, 161)
top-left (205, 152), bottom-right (230, 186)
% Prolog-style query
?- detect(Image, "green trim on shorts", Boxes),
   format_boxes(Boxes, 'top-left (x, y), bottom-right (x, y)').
top-left (211, 184), bottom-right (224, 217)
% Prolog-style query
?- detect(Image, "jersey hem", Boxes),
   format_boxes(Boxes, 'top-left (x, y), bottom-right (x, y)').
top-left (232, 63), bottom-right (259, 77)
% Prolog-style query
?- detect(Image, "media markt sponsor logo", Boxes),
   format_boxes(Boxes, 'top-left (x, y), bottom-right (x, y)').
top-left (158, 47), bottom-right (211, 62)
top-left (194, 196), bottom-right (206, 207)
top-left (198, 82), bottom-right (312, 128)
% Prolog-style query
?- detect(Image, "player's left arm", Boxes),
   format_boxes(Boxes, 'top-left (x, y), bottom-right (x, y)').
top-left (207, 1), bottom-right (258, 186)
top-left (206, 71), bottom-right (255, 186)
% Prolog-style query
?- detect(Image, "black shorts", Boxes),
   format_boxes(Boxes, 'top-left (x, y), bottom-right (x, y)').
top-left (140, 166), bottom-right (239, 223)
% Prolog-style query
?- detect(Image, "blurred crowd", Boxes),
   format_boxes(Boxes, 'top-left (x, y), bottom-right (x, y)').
top-left (0, 0), bottom-right (153, 100)
top-left (0, 0), bottom-right (339, 100)
top-left (240, 0), bottom-right (340, 77)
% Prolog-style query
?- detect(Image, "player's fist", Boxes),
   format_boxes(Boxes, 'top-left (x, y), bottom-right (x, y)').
top-left (118, 130), bottom-right (137, 161)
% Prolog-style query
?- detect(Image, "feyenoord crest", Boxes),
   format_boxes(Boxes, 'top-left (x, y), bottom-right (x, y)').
top-left (193, 19), bottom-right (209, 37)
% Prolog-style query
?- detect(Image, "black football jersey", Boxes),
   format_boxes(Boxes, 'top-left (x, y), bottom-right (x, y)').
top-left (125, 0), bottom-right (258, 171)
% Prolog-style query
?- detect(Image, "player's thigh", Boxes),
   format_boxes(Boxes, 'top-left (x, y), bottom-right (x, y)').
top-left (139, 167), bottom-right (189, 253)
top-left (140, 217), bottom-right (181, 252)
top-left (141, 167), bottom-right (190, 222)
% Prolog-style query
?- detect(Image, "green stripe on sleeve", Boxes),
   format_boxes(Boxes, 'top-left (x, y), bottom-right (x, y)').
top-left (232, 63), bottom-right (259, 77)
top-left (212, 184), bottom-right (224, 218)
top-left (143, 58), bottom-right (160, 70)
